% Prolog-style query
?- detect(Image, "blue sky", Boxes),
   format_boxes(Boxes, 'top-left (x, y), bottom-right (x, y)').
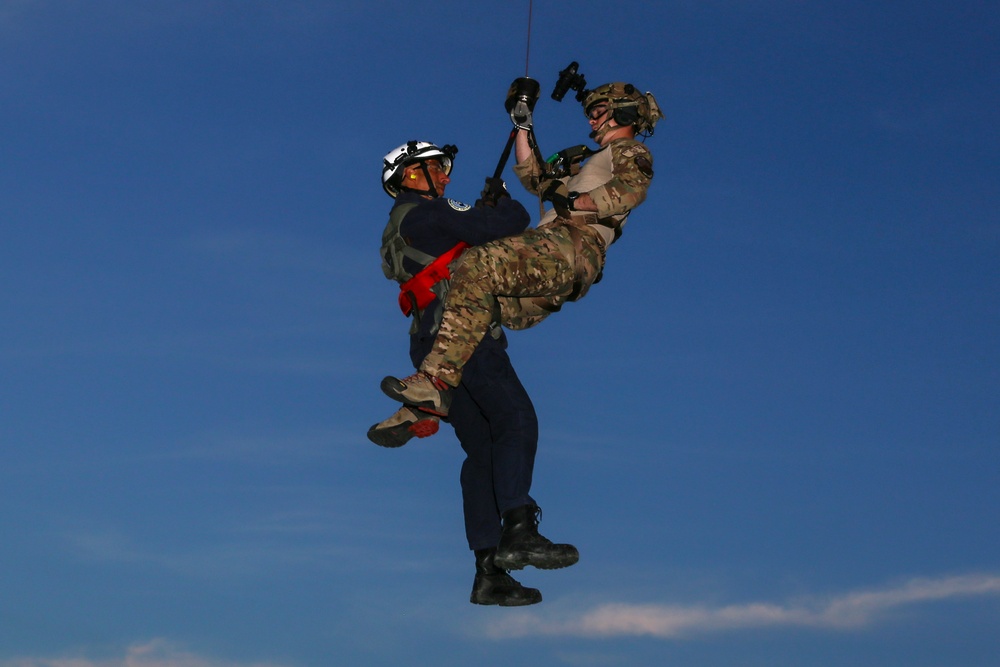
top-left (1, 1), bottom-right (998, 665)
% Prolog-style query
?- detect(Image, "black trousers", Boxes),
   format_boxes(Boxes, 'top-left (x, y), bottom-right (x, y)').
top-left (410, 332), bottom-right (538, 551)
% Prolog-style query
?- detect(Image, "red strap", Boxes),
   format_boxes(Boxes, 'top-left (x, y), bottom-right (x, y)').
top-left (397, 242), bottom-right (470, 316)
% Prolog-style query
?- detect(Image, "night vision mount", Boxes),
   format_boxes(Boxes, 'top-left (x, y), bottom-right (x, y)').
top-left (551, 61), bottom-right (589, 103)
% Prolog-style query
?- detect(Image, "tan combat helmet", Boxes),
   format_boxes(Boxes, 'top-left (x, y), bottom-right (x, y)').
top-left (583, 82), bottom-right (662, 137)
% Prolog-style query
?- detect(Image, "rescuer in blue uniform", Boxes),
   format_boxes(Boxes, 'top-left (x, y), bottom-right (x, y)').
top-left (369, 141), bottom-right (577, 606)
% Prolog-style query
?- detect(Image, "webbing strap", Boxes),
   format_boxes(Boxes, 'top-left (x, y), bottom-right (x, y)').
top-left (553, 217), bottom-right (605, 302)
top-left (401, 244), bottom-right (436, 267)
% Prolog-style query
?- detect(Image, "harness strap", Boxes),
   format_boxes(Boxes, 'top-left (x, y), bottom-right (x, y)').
top-left (381, 203), bottom-right (420, 281)
top-left (593, 211), bottom-right (628, 243)
top-left (401, 244), bottom-right (436, 267)
top-left (552, 215), bottom-right (606, 302)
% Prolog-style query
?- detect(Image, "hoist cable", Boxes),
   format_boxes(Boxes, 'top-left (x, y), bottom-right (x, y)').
top-left (524, 0), bottom-right (533, 76)
top-left (489, 1), bottom-right (537, 184)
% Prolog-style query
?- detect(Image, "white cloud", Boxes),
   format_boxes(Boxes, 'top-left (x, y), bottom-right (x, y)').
top-left (0, 639), bottom-right (289, 667)
top-left (483, 573), bottom-right (1000, 639)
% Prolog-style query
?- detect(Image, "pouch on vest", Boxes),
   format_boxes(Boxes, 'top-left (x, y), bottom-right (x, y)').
top-left (398, 241), bottom-right (469, 316)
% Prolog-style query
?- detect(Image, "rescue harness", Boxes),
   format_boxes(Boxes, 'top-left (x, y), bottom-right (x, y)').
top-left (380, 201), bottom-right (469, 319)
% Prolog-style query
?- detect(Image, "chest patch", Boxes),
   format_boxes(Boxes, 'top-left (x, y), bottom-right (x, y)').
top-left (447, 199), bottom-right (471, 211)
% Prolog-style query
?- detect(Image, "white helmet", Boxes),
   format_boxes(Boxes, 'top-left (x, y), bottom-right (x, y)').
top-left (381, 141), bottom-right (456, 198)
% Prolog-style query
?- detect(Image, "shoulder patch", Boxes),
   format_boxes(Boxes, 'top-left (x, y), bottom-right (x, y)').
top-left (619, 142), bottom-right (650, 159)
top-left (634, 155), bottom-right (654, 178)
top-left (447, 199), bottom-right (471, 211)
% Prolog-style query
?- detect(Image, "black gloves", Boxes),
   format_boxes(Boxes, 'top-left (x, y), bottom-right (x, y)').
top-left (539, 178), bottom-right (572, 217)
top-left (477, 177), bottom-right (510, 208)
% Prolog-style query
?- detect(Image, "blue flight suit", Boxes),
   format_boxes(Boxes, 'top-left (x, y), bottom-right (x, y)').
top-left (393, 191), bottom-right (538, 551)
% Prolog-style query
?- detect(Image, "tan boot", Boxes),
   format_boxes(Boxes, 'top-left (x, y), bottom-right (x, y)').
top-left (366, 406), bottom-right (439, 448)
top-left (380, 371), bottom-right (452, 417)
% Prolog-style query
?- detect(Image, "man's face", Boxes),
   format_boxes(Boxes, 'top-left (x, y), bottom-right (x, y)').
top-left (403, 159), bottom-right (450, 197)
top-left (587, 103), bottom-right (610, 124)
top-left (586, 101), bottom-right (634, 146)
top-left (587, 103), bottom-right (614, 143)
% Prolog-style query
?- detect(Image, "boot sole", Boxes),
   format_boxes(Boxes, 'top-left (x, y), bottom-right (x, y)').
top-left (494, 550), bottom-right (580, 571)
top-left (366, 417), bottom-right (439, 448)
top-left (470, 593), bottom-right (543, 606)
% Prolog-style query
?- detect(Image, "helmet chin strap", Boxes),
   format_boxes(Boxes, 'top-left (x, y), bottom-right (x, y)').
top-left (589, 116), bottom-right (618, 144)
top-left (400, 161), bottom-right (441, 198)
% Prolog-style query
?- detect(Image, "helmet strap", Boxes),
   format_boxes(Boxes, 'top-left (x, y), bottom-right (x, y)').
top-left (400, 160), bottom-right (440, 198)
top-left (589, 115), bottom-right (618, 144)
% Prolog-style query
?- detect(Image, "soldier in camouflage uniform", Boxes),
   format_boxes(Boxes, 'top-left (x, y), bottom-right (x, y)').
top-left (381, 82), bottom-right (659, 404)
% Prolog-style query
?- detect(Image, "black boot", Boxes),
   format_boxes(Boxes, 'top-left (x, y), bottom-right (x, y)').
top-left (470, 548), bottom-right (542, 606)
top-left (494, 504), bottom-right (579, 571)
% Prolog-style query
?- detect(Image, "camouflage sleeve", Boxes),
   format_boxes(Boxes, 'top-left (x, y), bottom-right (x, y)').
top-left (589, 141), bottom-right (654, 218)
top-left (513, 150), bottom-right (546, 195)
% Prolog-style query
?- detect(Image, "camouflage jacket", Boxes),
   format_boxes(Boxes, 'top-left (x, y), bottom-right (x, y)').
top-left (514, 137), bottom-right (654, 246)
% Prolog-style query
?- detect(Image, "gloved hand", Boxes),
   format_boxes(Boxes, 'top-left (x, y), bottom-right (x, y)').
top-left (505, 77), bottom-right (539, 130)
top-left (539, 178), bottom-right (571, 217)
top-left (477, 177), bottom-right (510, 208)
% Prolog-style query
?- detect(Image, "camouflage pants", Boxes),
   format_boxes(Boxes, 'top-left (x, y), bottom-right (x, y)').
top-left (420, 219), bottom-right (606, 387)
